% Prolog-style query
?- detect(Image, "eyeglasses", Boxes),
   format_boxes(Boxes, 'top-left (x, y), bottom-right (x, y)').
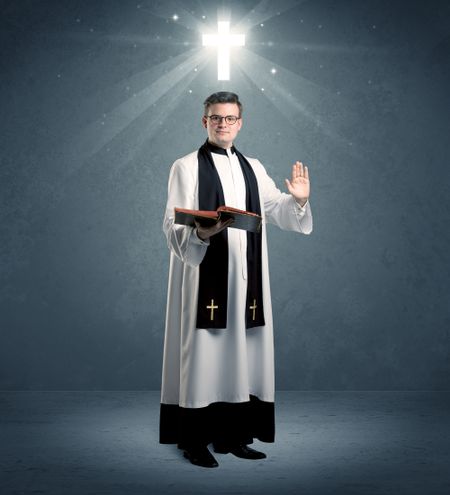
top-left (206, 115), bottom-right (240, 125)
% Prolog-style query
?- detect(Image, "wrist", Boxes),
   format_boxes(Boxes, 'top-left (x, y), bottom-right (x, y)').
top-left (295, 197), bottom-right (308, 207)
top-left (196, 229), bottom-right (208, 241)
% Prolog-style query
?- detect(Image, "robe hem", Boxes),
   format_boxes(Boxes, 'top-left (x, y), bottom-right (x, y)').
top-left (159, 394), bottom-right (275, 447)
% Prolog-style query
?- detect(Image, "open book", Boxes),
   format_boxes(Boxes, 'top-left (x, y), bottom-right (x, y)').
top-left (174, 205), bottom-right (262, 233)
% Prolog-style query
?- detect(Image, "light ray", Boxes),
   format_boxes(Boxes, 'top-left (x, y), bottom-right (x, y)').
top-left (235, 0), bottom-right (309, 32)
top-left (252, 40), bottom-right (396, 55)
top-left (81, 48), bottom-right (202, 115)
top-left (105, 58), bottom-right (210, 174)
top-left (235, 48), bottom-right (362, 155)
top-left (66, 50), bottom-right (205, 173)
top-left (65, 31), bottom-right (194, 48)
top-left (139, 1), bottom-right (205, 33)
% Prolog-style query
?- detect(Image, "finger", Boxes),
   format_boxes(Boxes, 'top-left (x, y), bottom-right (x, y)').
top-left (292, 164), bottom-right (296, 182)
top-left (304, 165), bottom-right (309, 180)
top-left (285, 178), bottom-right (292, 193)
top-left (217, 218), bottom-right (234, 233)
top-left (218, 217), bottom-right (234, 228)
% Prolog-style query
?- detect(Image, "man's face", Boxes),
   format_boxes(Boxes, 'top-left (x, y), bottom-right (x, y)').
top-left (202, 102), bottom-right (243, 149)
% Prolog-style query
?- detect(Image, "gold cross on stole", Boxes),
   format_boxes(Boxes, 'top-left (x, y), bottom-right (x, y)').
top-left (249, 299), bottom-right (257, 321)
top-left (207, 299), bottom-right (218, 321)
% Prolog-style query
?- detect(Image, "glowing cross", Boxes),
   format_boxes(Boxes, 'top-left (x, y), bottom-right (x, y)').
top-left (207, 299), bottom-right (219, 321)
top-left (202, 21), bottom-right (245, 80)
top-left (249, 299), bottom-right (257, 321)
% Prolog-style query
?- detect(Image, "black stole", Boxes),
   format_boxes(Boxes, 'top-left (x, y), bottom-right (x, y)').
top-left (196, 139), bottom-right (265, 329)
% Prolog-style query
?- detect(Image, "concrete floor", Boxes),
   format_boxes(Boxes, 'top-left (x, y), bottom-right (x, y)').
top-left (1, 391), bottom-right (449, 495)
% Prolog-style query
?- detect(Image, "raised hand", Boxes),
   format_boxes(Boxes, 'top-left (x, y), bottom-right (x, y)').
top-left (285, 161), bottom-right (310, 206)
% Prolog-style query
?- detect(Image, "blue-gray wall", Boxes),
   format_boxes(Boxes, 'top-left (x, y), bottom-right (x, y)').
top-left (1, 0), bottom-right (449, 390)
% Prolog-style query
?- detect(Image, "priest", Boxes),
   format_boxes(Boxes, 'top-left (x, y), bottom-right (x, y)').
top-left (159, 91), bottom-right (313, 468)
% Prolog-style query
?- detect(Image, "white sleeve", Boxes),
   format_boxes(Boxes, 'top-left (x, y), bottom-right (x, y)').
top-left (162, 158), bottom-right (210, 267)
top-left (255, 159), bottom-right (313, 234)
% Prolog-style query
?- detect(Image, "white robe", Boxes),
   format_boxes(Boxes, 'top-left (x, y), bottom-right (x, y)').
top-left (161, 147), bottom-right (313, 409)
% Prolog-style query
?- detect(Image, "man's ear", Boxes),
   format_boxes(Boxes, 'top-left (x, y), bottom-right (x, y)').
top-left (201, 116), bottom-right (207, 129)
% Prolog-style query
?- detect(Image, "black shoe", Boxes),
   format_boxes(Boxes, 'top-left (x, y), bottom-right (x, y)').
top-left (183, 446), bottom-right (219, 468)
top-left (214, 443), bottom-right (266, 460)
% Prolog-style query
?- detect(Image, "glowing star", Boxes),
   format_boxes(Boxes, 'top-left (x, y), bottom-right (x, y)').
top-left (172, 14), bottom-right (179, 21)
top-left (202, 21), bottom-right (245, 80)
top-left (270, 68), bottom-right (277, 74)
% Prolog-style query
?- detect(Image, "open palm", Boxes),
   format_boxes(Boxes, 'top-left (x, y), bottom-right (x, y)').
top-left (285, 161), bottom-right (310, 204)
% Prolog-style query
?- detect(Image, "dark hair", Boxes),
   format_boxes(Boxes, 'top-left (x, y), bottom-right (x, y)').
top-left (203, 91), bottom-right (243, 117)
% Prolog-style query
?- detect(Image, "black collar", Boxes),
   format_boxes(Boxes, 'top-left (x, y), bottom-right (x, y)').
top-left (205, 139), bottom-right (236, 156)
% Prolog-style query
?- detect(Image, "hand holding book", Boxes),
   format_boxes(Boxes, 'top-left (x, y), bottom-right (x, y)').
top-left (174, 205), bottom-right (262, 237)
top-left (195, 217), bottom-right (235, 241)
